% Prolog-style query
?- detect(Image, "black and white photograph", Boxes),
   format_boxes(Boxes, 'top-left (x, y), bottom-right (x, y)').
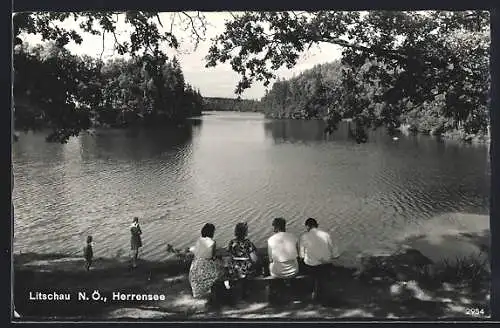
top-left (11, 9), bottom-right (492, 320)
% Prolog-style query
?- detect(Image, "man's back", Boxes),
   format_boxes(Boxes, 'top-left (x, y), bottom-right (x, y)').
top-left (268, 232), bottom-right (298, 263)
top-left (299, 228), bottom-right (336, 266)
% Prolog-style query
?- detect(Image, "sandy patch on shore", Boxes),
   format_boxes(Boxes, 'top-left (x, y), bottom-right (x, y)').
top-left (396, 212), bottom-right (490, 266)
top-left (343, 212), bottom-right (490, 269)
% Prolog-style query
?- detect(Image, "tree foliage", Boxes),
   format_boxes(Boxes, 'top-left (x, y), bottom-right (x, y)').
top-left (13, 11), bottom-right (208, 57)
top-left (14, 42), bottom-right (204, 142)
top-left (13, 11), bottom-right (208, 142)
top-left (13, 11), bottom-right (491, 143)
top-left (261, 61), bottom-right (343, 119)
top-left (206, 11), bottom-right (490, 141)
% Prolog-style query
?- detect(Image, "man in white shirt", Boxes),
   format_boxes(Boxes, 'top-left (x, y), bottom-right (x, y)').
top-left (299, 218), bottom-right (339, 301)
top-left (267, 217), bottom-right (299, 278)
top-left (266, 217), bottom-right (299, 303)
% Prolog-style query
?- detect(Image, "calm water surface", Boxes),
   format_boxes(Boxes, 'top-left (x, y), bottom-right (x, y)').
top-left (12, 112), bottom-right (490, 264)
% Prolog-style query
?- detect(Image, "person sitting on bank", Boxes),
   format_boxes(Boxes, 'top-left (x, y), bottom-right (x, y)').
top-left (188, 223), bottom-right (225, 299)
top-left (83, 235), bottom-right (93, 271)
top-left (267, 217), bottom-right (299, 278)
top-left (130, 217), bottom-right (143, 268)
top-left (299, 218), bottom-right (340, 301)
top-left (227, 222), bottom-right (259, 298)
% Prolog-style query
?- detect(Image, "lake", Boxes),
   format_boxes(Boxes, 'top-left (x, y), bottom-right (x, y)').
top-left (12, 112), bottom-right (491, 265)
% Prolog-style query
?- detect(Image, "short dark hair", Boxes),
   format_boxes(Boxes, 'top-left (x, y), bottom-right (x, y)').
top-left (235, 222), bottom-right (248, 240)
top-left (305, 218), bottom-right (318, 228)
top-left (272, 218), bottom-right (286, 231)
top-left (86, 236), bottom-right (93, 243)
top-left (133, 217), bottom-right (139, 223)
top-left (201, 223), bottom-right (215, 238)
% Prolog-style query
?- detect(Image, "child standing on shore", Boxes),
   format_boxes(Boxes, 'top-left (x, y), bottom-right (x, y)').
top-left (83, 236), bottom-right (93, 271)
top-left (130, 217), bottom-right (143, 268)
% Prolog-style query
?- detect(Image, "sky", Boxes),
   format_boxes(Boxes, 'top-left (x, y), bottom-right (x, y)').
top-left (19, 12), bottom-right (343, 100)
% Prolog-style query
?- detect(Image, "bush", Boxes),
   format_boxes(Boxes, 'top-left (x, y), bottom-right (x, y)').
top-left (414, 253), bottom-right (489, 290)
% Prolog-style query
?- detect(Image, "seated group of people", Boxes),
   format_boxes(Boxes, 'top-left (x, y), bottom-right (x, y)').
top-left (188, 217), bottom-right (340, 300)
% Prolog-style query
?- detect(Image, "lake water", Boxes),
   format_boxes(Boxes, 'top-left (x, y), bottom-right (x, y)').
top-left (12, 112), bottom-right (491, 265)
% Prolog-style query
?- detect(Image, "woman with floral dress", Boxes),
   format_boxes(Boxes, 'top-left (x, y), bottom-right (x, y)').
top-left (189, 223), bottom-right (224, 299)
top-left (227, 223), bottom-right (258, 298)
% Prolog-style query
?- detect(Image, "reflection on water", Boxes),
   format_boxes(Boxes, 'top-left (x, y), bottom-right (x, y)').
top-left (264, 119), bottom-right (329, 143)
top-left (12, 112), bottom-right (490, 262)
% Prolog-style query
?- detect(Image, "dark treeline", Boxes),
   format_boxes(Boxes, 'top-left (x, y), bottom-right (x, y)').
top-left (261, 56), bottom-right (490, 142)
top-left (13, 42), bottom-right (204, 142)
top-left (203, 97), bottom-right (263, 112)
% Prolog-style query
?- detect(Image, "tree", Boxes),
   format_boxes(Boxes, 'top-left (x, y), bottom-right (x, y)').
top-left (14, 42), bottom-right (207, 137)
top-left (206, 11), bottom-right (490, 141)
top-left (13, 11), bottom-right (208, 142)
top-left (260, 61), bottom-right (344, 121)
top-left (13, 42), bottom-right (94, 141)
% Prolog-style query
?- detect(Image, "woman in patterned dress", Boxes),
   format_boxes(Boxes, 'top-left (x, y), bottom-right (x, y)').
top-left (227, 223), bottom-right (258, 297)
top-left (189, 223), bottom-right (224, 299)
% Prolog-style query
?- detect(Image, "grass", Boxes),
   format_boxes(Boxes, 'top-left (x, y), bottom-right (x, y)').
top-left (358, 249), bottom-right (489, 285)
top-left (413, 252), bottom-right (489, 290)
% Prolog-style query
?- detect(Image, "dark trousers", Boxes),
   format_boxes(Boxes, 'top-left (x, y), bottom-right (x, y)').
top-left (301, 263), bottom-right (332, 300)
top-left (268, 278), bottom-right (294, 303)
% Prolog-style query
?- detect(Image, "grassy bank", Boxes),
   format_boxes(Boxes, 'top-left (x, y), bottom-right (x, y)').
top-left (13, 228), bottom-right (491, 320)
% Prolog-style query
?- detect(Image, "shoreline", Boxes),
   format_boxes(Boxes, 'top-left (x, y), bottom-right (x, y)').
top-left (261, 115), bottom-right (490, 145)
top-left (14, 113), bottom-right (490, 147)
top-left (13, 217), bottom-right (491, 320)
top-left (398, 124), bottom-right (490, 145)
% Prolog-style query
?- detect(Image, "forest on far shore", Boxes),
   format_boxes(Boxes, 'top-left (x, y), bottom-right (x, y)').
top-left (260, 56), bottom-right (490, 143)
top-left (202, 97), bottom-right (264, 112)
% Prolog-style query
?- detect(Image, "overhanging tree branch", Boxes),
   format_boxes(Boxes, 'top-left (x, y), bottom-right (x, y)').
top-left (181, 11), bottom-right (205, 48)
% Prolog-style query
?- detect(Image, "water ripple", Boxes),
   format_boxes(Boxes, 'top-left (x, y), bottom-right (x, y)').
top-left (12, 117), bottom-right (490, 258)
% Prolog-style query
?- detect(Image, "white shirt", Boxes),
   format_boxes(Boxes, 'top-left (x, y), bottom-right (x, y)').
top-left (299, 228), bottom-right (338, 266)
top-left (267, 232), bottom-right (298, 263)
top-left (191, 237), bottom-right (215, 259)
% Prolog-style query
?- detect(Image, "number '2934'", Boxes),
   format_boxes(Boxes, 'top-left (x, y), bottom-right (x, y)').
top-left (465, 308), bottom-right (486, 316)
